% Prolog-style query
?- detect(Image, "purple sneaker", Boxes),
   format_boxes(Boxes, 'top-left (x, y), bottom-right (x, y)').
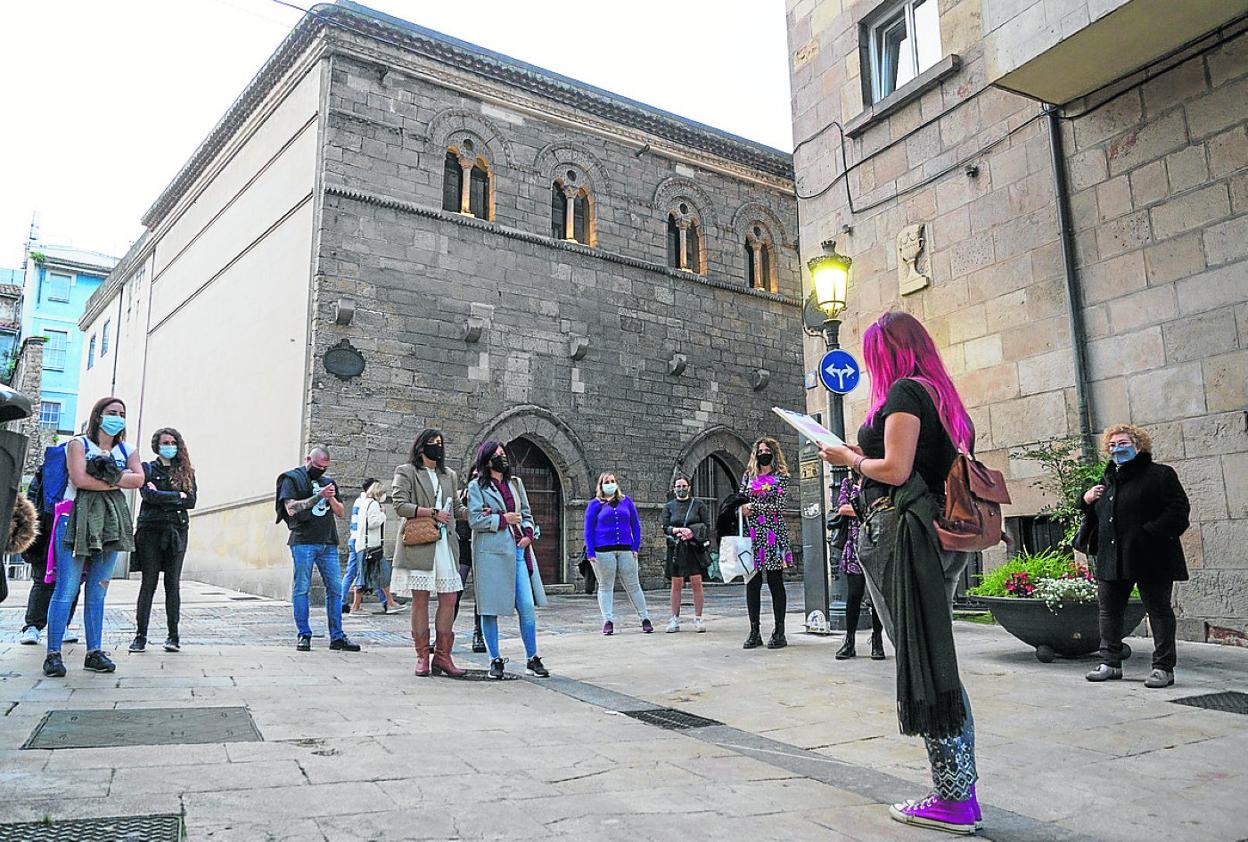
top-left (889, 791), bottom-right (979, 835)
top-left (602, 621), bottom-right (614, 636)
top-left (642, 619), bottom-right (654, 634)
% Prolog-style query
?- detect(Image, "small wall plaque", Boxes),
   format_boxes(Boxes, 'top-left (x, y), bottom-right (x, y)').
top-left (898, 223), bottom-right (930, 295)
top-left (323, 339), bottom-right (365, 381)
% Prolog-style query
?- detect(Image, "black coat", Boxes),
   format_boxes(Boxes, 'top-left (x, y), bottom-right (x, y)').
top-left (1081, 452), bottom-right (1190, 582)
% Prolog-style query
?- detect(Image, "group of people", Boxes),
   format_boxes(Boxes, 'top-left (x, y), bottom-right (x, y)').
top-left (16, 397), bottom-right (196, 678)
top-left (12, 307), bottom-right (1195, 838)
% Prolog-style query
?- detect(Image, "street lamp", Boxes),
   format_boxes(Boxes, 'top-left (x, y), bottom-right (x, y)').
top-left (802, 239), bottom-right (853, 633)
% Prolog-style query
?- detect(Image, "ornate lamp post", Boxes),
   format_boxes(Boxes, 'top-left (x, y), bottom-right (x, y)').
top-left (801, 240), bottom-right (852, 632)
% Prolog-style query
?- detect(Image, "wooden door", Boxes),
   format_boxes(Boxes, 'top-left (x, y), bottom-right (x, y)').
top-left (508, 438), bottom-right (563, 584)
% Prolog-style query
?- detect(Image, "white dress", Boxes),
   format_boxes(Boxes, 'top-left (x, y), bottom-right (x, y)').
top-left (390, 468), bottom-right (464, 594)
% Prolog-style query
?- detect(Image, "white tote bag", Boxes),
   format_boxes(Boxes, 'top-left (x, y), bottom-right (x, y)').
top-left (717, 509), bottom-right (759, 583)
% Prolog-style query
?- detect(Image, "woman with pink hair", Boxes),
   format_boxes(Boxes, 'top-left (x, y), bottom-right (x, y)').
top-left (821, 311), bottom-right (982, 835)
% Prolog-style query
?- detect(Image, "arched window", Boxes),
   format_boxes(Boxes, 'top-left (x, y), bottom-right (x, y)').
top-left (551, 183), bottom-right (567, 239)
top-left (442, 151), bottom-right (461, 213)
top-left (692, 453), bottom-right (739, 513)
top-left (667, 214), bottom-right (681, 268)
top-left (745, 224), bottom-right (776, 292)
top-left (572, 192), bottom-right (589, 245)
top-left (665, 201), bottom-right (704, 274)
top-left (469, 163), bottom-right (489, 218)
top-left (443, 140), bottom-right (493, 220)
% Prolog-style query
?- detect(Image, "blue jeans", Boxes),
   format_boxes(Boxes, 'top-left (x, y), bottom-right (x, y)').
top-left (481, 546), bottom-right (538, 660)
top-left (342, 540), bottom-right (388, 605)
top-left (47, 513), bottom-right (117, 653)
top-left (291, 544), bottom-right (344, 641)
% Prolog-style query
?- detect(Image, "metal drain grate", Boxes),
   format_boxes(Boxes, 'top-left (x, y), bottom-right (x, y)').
top-left (1170, 691), bottom-right (1248, 715)
top-left (23, 706), bottom-right (263, 750)
top-left (0, 814), bottom-right (182, 841)
top-left (456, 669), bottom-right (519, 681)
top-left (624, 708), bottom-right (723, 730)
top-left (229, 595), bottom-right (262, 601)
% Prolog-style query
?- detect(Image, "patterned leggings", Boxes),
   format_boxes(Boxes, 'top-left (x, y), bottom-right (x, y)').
top-left (858, 503), bottom-right (978, 801)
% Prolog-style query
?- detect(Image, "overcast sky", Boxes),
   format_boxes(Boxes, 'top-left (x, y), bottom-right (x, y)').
top-left (0, 0), bottom-right (793, 268)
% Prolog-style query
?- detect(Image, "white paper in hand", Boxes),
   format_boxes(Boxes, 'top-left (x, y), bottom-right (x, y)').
top-left (771, 407), bottom-right (845, 449)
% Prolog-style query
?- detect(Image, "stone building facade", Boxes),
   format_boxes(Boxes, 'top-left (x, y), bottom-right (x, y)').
top-left (786, 0), bottom-right (1248, 641)
top-left (80, 1), bottom-right (802, 597)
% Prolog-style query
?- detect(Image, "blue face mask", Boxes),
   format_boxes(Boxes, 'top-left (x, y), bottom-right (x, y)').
top-left (100, 415), bottom-right (126, 437)
top-left (159, 444), bottom-right (178, 460)
top-left (602, 483), bottom-right (618, 497)
top-left (1110, 444), bottom-right (1137, 465)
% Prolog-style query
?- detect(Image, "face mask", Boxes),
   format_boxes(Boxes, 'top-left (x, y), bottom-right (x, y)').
top-left (1110, 444), bottom-right (1137, 465)
top-left (158, 445), bottom-right (178, 460)
top-left (307, 465), bottom-right (326, 480)
top-left (674, 488), bottom-right (690, 500)
top-left (100, 415), bottom-right (126, 437)
top-left (490, 455), bottom-right (509, 472)
top-left (756, 452), bottom-right (774, 467)
top-left (424, 443), bottom-right (444, 461)
top-left (602, 482), bottom-right (618, 496)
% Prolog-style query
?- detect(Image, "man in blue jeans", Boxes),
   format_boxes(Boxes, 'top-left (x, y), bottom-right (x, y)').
top-left (276, 447), bottom-right (361, 652)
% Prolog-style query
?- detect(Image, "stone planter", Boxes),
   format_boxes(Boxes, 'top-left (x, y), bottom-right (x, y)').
top-left (976, 595), bottom-right (1148, 663)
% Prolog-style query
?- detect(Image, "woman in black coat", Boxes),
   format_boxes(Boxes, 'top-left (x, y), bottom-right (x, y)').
top-left (1080, 424), bottom-right (1190, 688)
top-left (662, 474), bottom-right (711, 633)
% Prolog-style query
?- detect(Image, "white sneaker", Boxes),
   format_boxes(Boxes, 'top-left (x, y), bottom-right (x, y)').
top-left (19, 626), bottom-right (40, 645)
top-left (63, 627), bottom-right (80, 644)
top-left (693, 617), bottom-right (705, 633)
top-left (665, 617), bottom-right (680, 633)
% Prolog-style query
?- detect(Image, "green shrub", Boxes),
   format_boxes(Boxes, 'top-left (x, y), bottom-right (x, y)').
top-left (968, 548), bottom-right (1078, 598)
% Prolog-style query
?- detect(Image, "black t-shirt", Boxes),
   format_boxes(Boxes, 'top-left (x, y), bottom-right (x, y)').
top-left (278, 469), bottom-right (340, 546)
top-left (857, 378), bottom-right (959, 504)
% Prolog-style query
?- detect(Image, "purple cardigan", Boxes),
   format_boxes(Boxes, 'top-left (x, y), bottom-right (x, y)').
top-left (584, 496), bottom-right (642, 555)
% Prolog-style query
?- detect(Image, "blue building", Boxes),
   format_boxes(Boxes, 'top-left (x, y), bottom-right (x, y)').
top-left (0, 268), bottom-right (21, 368)
top-left (20, 245), bottom-right (117, 435)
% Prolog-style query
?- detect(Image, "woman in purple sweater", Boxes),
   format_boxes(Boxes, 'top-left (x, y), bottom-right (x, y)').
top-left (584, 472), bottom-right (652, 635)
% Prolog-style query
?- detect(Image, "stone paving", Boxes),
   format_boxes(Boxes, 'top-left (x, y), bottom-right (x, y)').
top-left (1, 578), bottom-right (1246, 841)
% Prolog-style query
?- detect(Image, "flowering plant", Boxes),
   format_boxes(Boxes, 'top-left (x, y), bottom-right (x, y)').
top-left (1034, 576), bottom-right (1097, 612)
top-left (1004, 571), bottom-right (1035, 597)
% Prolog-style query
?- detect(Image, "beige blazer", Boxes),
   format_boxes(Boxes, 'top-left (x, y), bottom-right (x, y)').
top-left (390, 463), bottom-right (468, 571)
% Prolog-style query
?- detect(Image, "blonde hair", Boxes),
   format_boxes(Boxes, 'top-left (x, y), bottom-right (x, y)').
top-left (746, 436), bottom-right (789, 479)
top-left (595, 471), bottom-right (623, 503)
top-left (1101, 424), bottom-right (1152, 455)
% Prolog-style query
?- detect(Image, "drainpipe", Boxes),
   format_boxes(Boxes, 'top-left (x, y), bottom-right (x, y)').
top-left (1045, 105), bottom-right (1095, 460)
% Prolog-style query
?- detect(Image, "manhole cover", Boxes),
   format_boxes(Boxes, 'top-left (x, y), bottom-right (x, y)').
top-left (22, 706), bottom-right (263, 750)
top-left (624, 708), bottom-right (723, 730)
top-left (0, 814), bottom-right (182, 841)
top-left (1170, 691), bottom-right (1248, 715)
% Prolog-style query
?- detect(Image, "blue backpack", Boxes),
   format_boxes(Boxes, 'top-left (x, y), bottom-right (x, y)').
top-left (36, 443), bottom-right (70, 515)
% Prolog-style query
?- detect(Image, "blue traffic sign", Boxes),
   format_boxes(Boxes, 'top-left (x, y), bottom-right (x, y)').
top-left (818, 349), bottom-right (860, 395)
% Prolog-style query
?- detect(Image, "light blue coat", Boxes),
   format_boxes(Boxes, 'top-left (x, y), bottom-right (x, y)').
top-left (468, 476), bottom-right (548, 616)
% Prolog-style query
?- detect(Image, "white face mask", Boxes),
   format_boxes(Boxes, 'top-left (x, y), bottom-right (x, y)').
top-left (602, 482), bottom-right (618, 497)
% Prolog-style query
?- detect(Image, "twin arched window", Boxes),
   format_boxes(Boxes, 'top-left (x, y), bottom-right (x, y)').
top-left (551, 172), bottom-right (592, 245)
top-left (745, 224), bottom-right (776, 293)
top-left (442, 146), bottom-right (492, 219)
top-left (665, 203), bottom-right (704, 274)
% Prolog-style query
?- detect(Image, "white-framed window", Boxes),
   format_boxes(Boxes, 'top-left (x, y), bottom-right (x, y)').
top-left (87, 335), bottom-right (96, 369)
top-left (43, 329), bottom-right (68, 370)
top-left (101, 320), bottom-right (111, 356)
top-left (868, 0), bottom-right (942, 103)
top-left (46, 272), bottom-right (72, 303)
top-left (39, 401), bottom-right (61, 430)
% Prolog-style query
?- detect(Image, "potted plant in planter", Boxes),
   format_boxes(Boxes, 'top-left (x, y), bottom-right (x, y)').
top-left (968, 439), bottom-right (1146, 662)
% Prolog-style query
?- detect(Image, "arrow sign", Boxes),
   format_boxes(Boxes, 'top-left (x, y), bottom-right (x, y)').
top-left (818, 349), bottom-right (860, 395)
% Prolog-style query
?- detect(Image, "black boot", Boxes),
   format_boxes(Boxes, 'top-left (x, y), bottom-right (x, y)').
top-left (742, 624), bottom-right (764, 649)
top-left (472, 612), bottom-right (486, 654)
top-left (870, 629), bottom-right (885, 660)
top-left (767, 625), bottom-right (787, 649)
top-left (835, 633), bottom-right (856, 660)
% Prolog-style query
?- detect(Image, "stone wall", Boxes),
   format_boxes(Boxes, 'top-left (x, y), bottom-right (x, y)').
top-left (306, 51), bottom-right (805, 584)
top-left (10, 336), bottom-right (47, 478)
top-left (787, 0), bottom-right (1247, 640)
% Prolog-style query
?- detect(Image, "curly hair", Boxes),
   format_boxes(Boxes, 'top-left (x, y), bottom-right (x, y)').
top-left (745, 436), bottom-right (789, 479)
top-left (151, 427), bottom-right (195, 493)
top-left (1101, 423), bottom-right (1152, 455)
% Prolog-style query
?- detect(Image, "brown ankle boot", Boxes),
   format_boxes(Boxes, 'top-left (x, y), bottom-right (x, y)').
top-left (414, 629), bottom-right (431, 677)
top-left (431, 631), bottom-right (465, 678)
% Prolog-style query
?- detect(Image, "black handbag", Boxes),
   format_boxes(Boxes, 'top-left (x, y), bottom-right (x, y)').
top-left (1071, 514), bottom-right (1098, 556)
top-left (577, 548), bottom-right (597, 595)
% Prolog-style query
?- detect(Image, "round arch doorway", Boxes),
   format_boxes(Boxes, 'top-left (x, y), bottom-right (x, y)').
top-left (691, 452), bottom-right (742, 540)
top-left (507, 437), bottom-right (564, 585)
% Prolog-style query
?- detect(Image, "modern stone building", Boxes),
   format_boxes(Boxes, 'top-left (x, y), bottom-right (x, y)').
top-left (80, 1), bottom-right (802, 598)
top-left (786, 0), bottom-right (1248, 641)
